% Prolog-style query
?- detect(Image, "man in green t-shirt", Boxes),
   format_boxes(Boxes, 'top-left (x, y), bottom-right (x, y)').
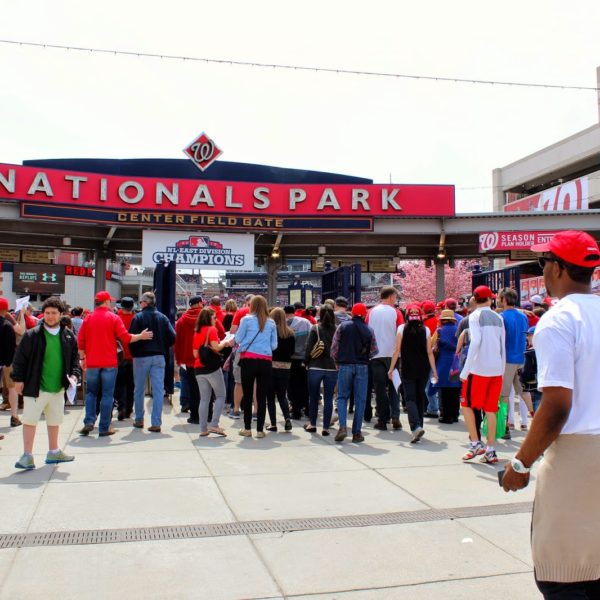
top-left (11, 297), bottom-right (81, 470)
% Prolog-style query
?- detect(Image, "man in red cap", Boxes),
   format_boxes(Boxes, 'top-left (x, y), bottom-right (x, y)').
top-left (78, 291), bottom-right (152, 437)
top-left (502, 230), bottom-right (600, 597)
top-left (459, 285), bottom-right (505, 464)
top-left (331, 302), bottom-right (378, 443)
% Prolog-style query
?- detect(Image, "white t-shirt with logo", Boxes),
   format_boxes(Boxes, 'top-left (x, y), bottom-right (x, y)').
top-left (367, 304), bottom-right (399, 358)
top-left (533, 293), bottom-right (600, 435)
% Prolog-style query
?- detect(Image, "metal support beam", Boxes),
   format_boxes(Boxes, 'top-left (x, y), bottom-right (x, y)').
top-left (267, 256), bottom-right (282, 306)
top-left (435, 260), bottom-right (445, 302)
top-left (94, 252), bottom-right (107, 296)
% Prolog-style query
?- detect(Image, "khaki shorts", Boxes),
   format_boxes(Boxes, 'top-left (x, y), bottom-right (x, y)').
top-left (501, 363), bottom-right (523, 398)
top-left (233, 352), bottom-right (242, 385)
top-left (22, 390), bottom-right (65, 426)
top-left (2, 367), bottom-right (14, 389)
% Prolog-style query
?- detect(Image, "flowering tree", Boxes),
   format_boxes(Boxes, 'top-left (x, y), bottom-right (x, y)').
top-left (392, 260), bottom-right (475, 304)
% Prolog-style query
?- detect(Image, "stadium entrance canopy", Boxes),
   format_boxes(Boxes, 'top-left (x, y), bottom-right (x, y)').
top-left (0, 158), bottom-right (598, 303)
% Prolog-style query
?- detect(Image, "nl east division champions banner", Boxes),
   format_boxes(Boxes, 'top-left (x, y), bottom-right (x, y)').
top-left (0, 162), bottom-right (456, 231)
top-left (142, 230), bottom-right (255, 270)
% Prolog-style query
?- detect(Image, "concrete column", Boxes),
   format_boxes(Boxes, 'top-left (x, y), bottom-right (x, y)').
top-left (492, 168), bottom-right (503, 212)
top-left (435, 260), bottom-right (445, 302)
top-left (94, 253), bottom-right (107, 295)
top-left (267, 257), bottom-right (282, 306)
top-left (596, 66), bottom-right (600, 124)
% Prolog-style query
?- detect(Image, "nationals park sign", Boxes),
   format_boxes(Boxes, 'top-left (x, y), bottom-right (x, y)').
top-left (0, 162), bottom-right (455, 232)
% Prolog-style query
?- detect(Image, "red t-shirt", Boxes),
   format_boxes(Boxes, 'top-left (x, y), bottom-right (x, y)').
top-left (232, 306), bottom-right (250, 328)
top-left (192, 325), bottom-right (219, 369)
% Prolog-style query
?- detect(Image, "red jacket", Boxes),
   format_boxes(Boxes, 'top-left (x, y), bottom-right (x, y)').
top-left (78, 307), bottom-right (131, 368)
top-left (117, 309), bottom-right (135, 360)
top-left (175, 307), bottom-right (201, 367)
top-left (175, 307), bottom-right (225, 366)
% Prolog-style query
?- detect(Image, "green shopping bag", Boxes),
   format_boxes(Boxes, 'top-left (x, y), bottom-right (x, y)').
top-left (481, 397), bottom-right (508, 438)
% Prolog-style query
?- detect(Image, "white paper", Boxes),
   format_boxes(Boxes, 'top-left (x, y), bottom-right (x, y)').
top-left (392, 369), bottom-right (402, 392)
top-left (223, 332), bottom-right (235, 343)
top-left (66, 375), bottom-right (78, 405)
top-left (15, 296), bottom-right (30, 313)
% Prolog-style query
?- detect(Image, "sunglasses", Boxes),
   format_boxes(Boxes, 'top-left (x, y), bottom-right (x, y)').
top-left (538, 256), bottom-right (563, 270)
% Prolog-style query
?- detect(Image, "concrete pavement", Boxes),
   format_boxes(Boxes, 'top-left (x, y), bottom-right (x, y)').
top-left (0, 396), bottom-right (539, 599)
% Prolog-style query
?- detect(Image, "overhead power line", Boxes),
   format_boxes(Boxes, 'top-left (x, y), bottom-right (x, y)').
top-left (1, 38), bottom-right (598, 92)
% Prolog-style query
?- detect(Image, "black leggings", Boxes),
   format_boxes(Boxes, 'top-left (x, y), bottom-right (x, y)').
top-left (241, 358), bottom-right (272, 431)
top-left (267, 368), bottom-right (291, 425)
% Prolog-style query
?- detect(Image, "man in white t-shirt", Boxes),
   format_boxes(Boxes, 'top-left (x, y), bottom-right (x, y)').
top-left (502, 230), bottom-right (600, 598)
top-left (459, 285), bottom-right (506, 464)
top-left (366, 286), bottom-right (404, 430)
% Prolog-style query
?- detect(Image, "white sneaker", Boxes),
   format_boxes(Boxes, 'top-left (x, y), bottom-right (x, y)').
top-left (410, 427), bottom-right (425, 443)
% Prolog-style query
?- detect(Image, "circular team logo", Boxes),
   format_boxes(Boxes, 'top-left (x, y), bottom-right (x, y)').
top-left (479, 232), bottom-right (499, 252)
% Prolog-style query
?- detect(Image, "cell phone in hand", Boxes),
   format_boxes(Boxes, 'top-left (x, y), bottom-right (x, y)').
top-left (497, 469), bottom-right (505, 487)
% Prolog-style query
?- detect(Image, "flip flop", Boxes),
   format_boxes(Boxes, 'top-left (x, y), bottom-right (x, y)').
top-left (208, 428), bottom-right (227, 437)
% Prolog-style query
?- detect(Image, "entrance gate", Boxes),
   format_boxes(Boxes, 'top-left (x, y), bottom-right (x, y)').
top-left (321, 264), bottom-right (362, 304)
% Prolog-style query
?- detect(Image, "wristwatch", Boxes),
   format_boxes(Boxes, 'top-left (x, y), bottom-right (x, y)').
top-left (510, 457), bottom-right (531, 474)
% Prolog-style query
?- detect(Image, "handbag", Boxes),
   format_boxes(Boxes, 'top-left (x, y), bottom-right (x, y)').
top-left (222, 346), bottom-right (236, 372)
top-left (449, 353), bottom-right (461, 382)
top-left (199, 329), bottom-right (222, 371)
top-left (309, 326), bottom-right (325, 359)
top-left (482, 397), bottom-right (509, 438)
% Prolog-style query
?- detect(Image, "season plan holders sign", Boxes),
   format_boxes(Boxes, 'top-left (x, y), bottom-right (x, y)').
top-left (0, 163), bottom-right (455, 231)
top-left (142, 230), bottom-right (255, 270)
top-left (479, 231), bottom-right (556, 253)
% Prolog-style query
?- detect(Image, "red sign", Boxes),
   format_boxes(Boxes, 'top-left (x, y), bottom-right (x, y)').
top-left (479, 230), bottom-right (555, 253)
top-left (0, 163), bottom-right (455, 219)
top-left (183, 132), bottom-right (223, 172)
top-left (65, 265), bottom-right (112, 280)
top-left (504, 176), bottom-right (589, 213)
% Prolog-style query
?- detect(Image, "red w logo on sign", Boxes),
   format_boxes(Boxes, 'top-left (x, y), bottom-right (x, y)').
top-left (183, 132), bottom-right (223, 172)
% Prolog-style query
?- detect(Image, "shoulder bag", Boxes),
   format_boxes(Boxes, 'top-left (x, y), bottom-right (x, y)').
top-left (199, 328), bottom-right (222, 371)
top-left (309, 326), bottom-right (325, 359)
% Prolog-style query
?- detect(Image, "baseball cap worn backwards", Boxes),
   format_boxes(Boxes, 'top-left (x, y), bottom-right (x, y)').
top-left (531, 230), bottom-right (600, 268)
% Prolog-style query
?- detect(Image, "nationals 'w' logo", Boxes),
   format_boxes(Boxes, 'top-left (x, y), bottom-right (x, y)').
top-left (183, 132), bottom-right (223, 172)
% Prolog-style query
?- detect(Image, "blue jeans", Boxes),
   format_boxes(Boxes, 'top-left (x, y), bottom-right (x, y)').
top-left (308, 369), bottom-right (338, 428)
top-left (133, 355), bottom-right (166, 427)
top-left (336, 364), bottom-right (368, 435)
top-left (532, 389), bottom-right (542, 412)
top-left (85, 367), bottom-right (118, 433)
top-left (426, 368), bottom-right (439, 413)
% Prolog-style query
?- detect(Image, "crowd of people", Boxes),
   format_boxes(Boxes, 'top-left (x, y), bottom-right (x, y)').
top-left (1, 228), bottom-right (599, 598)
top-left (0, 279), bottom-right (550, 466)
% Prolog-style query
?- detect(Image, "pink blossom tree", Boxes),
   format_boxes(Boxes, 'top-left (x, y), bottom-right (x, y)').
top-left (392, 260), bottom-right (475, 304)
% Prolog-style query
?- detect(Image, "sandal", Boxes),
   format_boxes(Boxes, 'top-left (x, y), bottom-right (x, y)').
top-left (303, 424), bottom-right (317, 433)
top-left (199, 431), bottom-right (210, 437)
top-left (208, 427), bottom-right (227, 437)
top-left (266, 425), bottom-right (278, 432)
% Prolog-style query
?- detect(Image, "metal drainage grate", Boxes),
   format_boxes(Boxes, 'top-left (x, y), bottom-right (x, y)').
top-left (0, 501), bottom-right (532, 550)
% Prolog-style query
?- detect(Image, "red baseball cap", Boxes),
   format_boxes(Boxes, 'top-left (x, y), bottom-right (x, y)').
top-left (473, 285), bottom-right (495, 300)
top-left (531, 230), bottom-right (600, 268)
top-left (351, 302), bottom-right (368, 317)
top-left (95, 291), bottom-right (116, 303)
top-left (421, 300), bottom-right (436, 314)
top-left (445, 297), bottom-right (457, 309)
top-left (0, 297), bottom-right (8, 311)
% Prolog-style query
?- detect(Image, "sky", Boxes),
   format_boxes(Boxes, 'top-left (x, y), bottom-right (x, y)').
top-left (1, 0), bottom-right (599, 214)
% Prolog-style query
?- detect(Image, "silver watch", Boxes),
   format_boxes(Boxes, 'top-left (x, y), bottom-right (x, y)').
top-left (510, 457), bottom-right (531, 474)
